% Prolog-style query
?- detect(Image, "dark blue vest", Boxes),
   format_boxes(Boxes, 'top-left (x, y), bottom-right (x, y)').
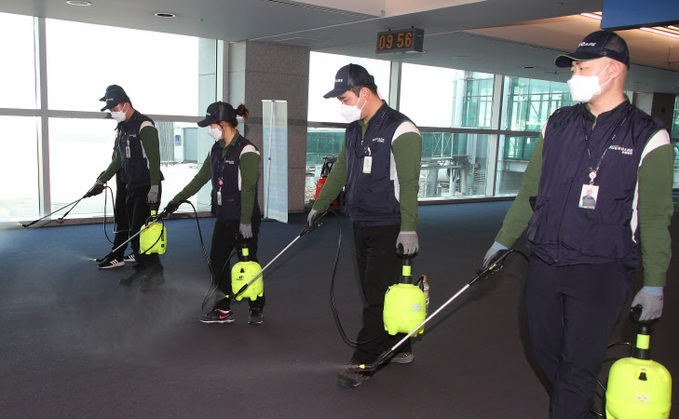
top-left (344, 104), bottom-right (409, 227)
top-left (115, 110), bottom-right (155, 188)
top-left (209, 135), bottom-right (260, 222)
top-left (527, 101), bottom-right (664, 266)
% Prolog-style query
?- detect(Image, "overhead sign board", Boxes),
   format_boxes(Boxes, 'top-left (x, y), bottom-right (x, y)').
top-left (376, 28), bottom-right (425, 54)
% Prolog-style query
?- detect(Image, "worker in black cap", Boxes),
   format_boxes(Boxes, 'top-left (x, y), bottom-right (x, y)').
top-left (86, 84), bottom-right (165, 290)
top-left (308, 63), bottom-right (423, 388)
top-left (163, 101), bottom-right (264, 325)
top-left (482, 31), bottom-right (674, 418)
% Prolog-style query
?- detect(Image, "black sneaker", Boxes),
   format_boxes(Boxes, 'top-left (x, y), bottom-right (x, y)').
top-left (199, 309), bottom-right (235, 324)
top-left (123, 253), bottom-right (136, 264)
top-left (248, 308), bottom-right (264, 325)
top-left (98, 254), bottom-right (125, 269)
top-left (337, 360), bottom-right (371, 388)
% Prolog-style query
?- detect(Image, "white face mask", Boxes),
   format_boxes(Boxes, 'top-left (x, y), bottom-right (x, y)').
top-left (110, 106), bottom-right (126, 123)
top-left (338, 91), bottom-right (366, 123)
top-left (567, 63), bottom-right (611, 103)
top-left (208, 125), bottom-right (223, 141)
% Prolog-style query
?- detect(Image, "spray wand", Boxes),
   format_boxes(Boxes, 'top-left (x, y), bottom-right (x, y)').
top-left (232, 211), bottom-right (327, 298)
top-left (19, 197), bottom-right (84, 228)
top-left (355, 249), bottom-right (520, 373)
top-left (94, 207), bottom-right (170, 262)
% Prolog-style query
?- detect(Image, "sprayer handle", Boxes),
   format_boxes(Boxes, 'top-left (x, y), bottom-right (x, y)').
top-left (630, 304), bottom-right (657, 326)
top-left (396, 244), bottom-right (418, 260)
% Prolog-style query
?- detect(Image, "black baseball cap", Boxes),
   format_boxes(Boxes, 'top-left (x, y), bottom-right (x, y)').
top-left (555, 31), bottom-right (630, 68)
top-left (99, 85), bottom-right (131, 112)
top-left (323, 64), bottom-right (375, 98)
top-left (197, 101), bottom-right (236, 127)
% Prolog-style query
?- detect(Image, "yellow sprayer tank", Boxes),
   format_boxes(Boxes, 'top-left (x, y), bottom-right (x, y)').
top-left (231, 248), bottom-right (264, 301)
top-left (139, 211), bottom-right (167, 255)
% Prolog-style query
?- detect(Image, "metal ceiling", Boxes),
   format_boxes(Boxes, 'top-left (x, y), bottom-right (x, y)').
top-left (1, 0), bottom-right (678, 93)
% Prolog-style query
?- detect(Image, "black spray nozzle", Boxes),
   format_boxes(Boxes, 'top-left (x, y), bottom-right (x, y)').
top-left (352, 350), bottom-right (392, 374)
top-left (471, 249), bottom-right (525, 286)
top-left (300, 210), bottom-right (327, 236)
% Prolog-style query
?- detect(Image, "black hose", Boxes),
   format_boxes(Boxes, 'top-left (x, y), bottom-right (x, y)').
top-left (171, 201), bottom-right (237, 313)
top-left (327, 209), bottom-right (386, 348)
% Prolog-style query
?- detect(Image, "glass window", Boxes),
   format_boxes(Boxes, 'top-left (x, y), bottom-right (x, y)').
top-left (49, 118), bottom-right (212, 217)
top-left (461, 72), bottom-right (494, 129)
top-left (673, 140), bottom-right (679, 189)
top-left (672, 96), bottom-right (679, 140)
top-left (161, 122), bottom-right (213, 213)
top-left (400, 63), bottom-right (464, 127)
top-left (400, 65), bottom-right (493, 129)
top-left (305, 127), bottom-right (345, 204)
top-left (495, 135), bottom-right (539, 196)
top-left (0, 116), bottom-right (40, 220)
top-left (308, 52), bottom-right (391, 123)
top-left (0, 12), bottom-right (37, 109)
top-left (49, 118), bottom-right (121, 216)
top-left (502, 76), bottom-right (571, 131)
top-left (45, 19), bottom-right (200, 116)
top-left (419, 132), bottom-right (489, 199)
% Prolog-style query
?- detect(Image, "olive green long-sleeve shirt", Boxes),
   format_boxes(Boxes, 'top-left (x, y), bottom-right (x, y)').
top-left (172, 132), bottom-right (260, 224)
top-left (495, 129), bottom-right (675, 287)
top-left (313, 116), bottom-right (422, 232)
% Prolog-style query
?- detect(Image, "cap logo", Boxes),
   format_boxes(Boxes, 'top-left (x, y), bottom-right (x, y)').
top-left (579, 42), bottom-right (597, 47)
top-left (335, 78), bottom-right (343, 83)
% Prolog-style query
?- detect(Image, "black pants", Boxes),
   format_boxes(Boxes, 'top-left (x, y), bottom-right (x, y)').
top-left (352, 223), bottom-right (411, 364)
top-left (126, 184), bottom-right (162, 269)
top-left (524, 255), bottom-right (634, 419)
top-left (111, 175), bottom-right (130, 258)
top-left (209, 215), bottom-right (264, 312)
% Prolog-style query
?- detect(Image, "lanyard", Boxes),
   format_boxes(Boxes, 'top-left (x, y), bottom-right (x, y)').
top-left (582, 108), bottom-right (631, 184)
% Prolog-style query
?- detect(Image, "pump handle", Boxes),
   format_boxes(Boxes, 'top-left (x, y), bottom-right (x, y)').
top-left (630, 304), bottom-right (643, 323)
top-left (396, 244), bottom-right (418, 259)
top-left (629, 304), bottom-right (657, 326)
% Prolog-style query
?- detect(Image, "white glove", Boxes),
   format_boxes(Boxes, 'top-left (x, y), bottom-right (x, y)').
top-left (147, 185), bottom-right (160, 205)
top-left (240, 223), bottom-right (253, 239)
top-left (307, 208), bottom-right (321, 228)
top-left (482, 241), bottom-right (509, 270)
top-left (631, 286), bottom-right (664, 321)
top-left (396, 231), bottom-right (419, 256)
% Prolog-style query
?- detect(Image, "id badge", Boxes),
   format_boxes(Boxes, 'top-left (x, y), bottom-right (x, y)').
top-left (217, 189), bottom-right (222, 206)
top-left (362, 156), bottom-right (373, 174)
top-left (579, 184), bottom-right (599, 210)
top-left (125, 145), bottom-right (131, 159)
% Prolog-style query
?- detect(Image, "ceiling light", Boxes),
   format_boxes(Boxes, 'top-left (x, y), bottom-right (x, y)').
top-left (580, 12), bottom-right (602, 20)
top-left (154, 12), bottom-right (176, 18)
top-left (639, 27), bottom-right (679, 40)
top-left (66, 0), bottom-right (92, 6)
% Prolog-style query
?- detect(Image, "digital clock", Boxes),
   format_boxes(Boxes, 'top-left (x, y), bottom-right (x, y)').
top-left (376, 28), bottom-right (424, 54)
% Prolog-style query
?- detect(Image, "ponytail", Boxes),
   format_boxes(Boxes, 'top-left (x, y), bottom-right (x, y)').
top-left (235, 104), bottom-right (250, 123)
top-left (224, 103), bottom-right (249, 128)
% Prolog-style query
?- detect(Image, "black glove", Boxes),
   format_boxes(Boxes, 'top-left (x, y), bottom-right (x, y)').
top-left (164, 200), bottom-right (180, 215)
top-left (83, 180), bottom-right (105, 198)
